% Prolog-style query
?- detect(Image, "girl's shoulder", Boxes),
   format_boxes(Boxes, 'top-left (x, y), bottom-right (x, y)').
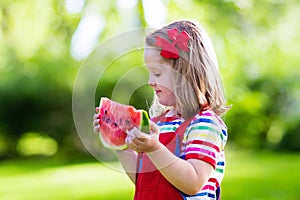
top-left (186, 109), bottom-right (228, 146)
top-left (190, 109), bottom-right (227, 128)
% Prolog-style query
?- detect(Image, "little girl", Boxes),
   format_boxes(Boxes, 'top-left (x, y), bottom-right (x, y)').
top-left (94, 20), bottom-right (230, 200)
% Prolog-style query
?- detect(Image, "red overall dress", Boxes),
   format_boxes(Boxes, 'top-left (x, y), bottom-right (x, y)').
top-left (133, 115), bottom-right (192, 200)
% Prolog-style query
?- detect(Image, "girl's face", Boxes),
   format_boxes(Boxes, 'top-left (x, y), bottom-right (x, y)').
top-left (144, 48), bottom-right (176, 107)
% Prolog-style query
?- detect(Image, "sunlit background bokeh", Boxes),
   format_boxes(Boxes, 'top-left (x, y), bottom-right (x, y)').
top-left (0, 0), bottom-right (299, 199)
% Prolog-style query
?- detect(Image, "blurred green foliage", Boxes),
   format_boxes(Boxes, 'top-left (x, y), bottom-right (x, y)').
top-left (0, 0), bottom-right (299, 159)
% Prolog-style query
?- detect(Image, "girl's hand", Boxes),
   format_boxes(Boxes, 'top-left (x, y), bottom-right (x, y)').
top-left (93, 107), bottom-right (100, 134)
top-left (126, 122), bottom-right (163, 153)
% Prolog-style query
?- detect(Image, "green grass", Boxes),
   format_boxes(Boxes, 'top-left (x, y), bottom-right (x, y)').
top-left (0, 150), bottom-right (299, 200)
top-left (0, 159), bottom-right (134, 200)
top-left (222, 150), bottom-right (300, 200)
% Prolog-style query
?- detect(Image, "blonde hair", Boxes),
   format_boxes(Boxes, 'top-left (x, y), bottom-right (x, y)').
top-left (146, 20), bottom-right (231, 119)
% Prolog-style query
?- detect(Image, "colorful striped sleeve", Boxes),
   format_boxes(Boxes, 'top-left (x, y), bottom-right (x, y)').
top-left (184, 110), bottom-right (227, 168)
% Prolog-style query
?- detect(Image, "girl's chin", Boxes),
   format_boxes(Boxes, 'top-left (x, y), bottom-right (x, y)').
top-left (158, 99), bottom-right (176, 107)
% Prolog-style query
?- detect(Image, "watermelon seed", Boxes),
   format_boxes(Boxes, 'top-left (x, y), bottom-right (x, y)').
top-left (125, 119), bottom-right (131, 126)
top-left (105, 118), bottom-right (112, 123)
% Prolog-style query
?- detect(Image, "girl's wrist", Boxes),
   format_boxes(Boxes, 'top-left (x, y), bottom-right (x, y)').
top-left (116, 148), bottom-right (136, 154)
top-left (147, 141), bottom-right (164, 153)
top-left (146, 145), bottom-right (178, 169)
top-left (155, 142), bottom-right (164, 152)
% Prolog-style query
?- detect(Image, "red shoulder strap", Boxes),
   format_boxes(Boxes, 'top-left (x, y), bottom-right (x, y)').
top-left (173, 116), bottom-right (194, 157)
top-left (175, 116), bottom-right (193, 137)
top-left (151, 110), bottom-right (168, 123)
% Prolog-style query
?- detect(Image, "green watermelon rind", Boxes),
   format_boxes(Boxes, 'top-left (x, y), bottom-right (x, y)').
top-left (140, 110), bottom-right (150, 134)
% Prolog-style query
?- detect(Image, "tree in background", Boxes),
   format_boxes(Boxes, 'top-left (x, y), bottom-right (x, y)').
top-left (0, 0), bottom-right (299, 159)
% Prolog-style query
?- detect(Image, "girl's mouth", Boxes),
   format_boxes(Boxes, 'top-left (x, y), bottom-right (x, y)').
top-left (155, 90), bottom-right (162, 94)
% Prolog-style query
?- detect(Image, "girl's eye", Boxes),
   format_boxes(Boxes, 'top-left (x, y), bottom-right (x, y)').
top-left (154, 73), bottom-right (161, 77)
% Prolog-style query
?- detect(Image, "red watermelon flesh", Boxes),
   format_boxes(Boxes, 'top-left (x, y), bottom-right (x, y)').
top-left (97, 97), bottom-right (150, 150)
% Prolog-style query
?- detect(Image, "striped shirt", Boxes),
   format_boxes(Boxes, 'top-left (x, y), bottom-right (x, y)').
top-left (156, 109), bottom-right (228, 200)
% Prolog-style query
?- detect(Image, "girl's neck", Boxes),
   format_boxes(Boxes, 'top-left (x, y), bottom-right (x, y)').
top-left (165, 107), bottom-right (181, 118)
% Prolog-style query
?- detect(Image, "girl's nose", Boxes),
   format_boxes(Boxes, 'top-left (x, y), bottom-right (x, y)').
top-left (148, 75), bottom-right (156, 87)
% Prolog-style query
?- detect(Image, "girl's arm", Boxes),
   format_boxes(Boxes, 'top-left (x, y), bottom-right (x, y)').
top-left (128, 122), bottom-right (214, 195)
top-left (93, 113), bottom-right (138, 184)
top-left (147, 144), bottom-right (213, 195)
top-left (115, 149), bottom-right (138, 184)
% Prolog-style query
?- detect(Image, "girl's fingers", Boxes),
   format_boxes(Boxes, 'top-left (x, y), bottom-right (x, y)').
top-left (93, 125), bottom-right (100, 134)
top-left (126, 127), bottom-right (157, 152)
top-left (130, 127), bottom-right (151, 139)
top-left (93, 119), bottom-right (100, 126)
top-left (150, 121), bottom-right (159, 135)
top-left (93, 108), bottom-right (100, 134)
top-left (126, 128), bottom-right (136, 137)
top-left (125, 135), bottom-right (131, 144)
top-left (127, 137), bottom-right (140, 150)
top-left (94, 113), bottom-right (100, 120)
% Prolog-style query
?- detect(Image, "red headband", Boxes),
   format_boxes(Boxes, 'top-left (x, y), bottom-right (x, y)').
top-left (155, 28), bottom-right (190, 59)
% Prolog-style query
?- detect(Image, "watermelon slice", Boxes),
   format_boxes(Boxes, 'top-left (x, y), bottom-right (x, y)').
top-left (97, 97), bottom-right (150, 150)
